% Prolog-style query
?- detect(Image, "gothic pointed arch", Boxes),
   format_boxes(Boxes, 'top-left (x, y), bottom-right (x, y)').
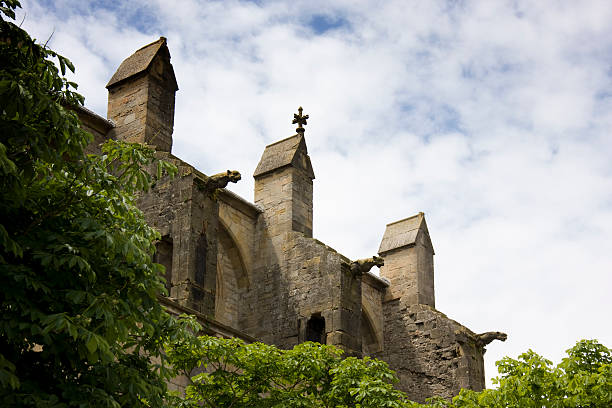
top-left (215, 222), bottom-right (249, 327)
top-left (361, 304), bottom-right (383, 356)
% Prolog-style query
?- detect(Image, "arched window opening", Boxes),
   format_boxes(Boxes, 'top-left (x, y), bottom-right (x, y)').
top-left (306, 314), bottom-right (326, 344)
top-left (195, 233), bottom-right (207, 286)
top-left (154, 235), bottom-right (173, 294)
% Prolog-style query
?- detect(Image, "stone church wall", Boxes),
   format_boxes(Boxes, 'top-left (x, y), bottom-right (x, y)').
top-left (380, 302), bottom-right (486, 402)
top-left (74, 36), bottom-right (507, 403)
top-left (241, 230), bottom-right (353, 351)
top-left (136, 157), bottom-right (219, 316)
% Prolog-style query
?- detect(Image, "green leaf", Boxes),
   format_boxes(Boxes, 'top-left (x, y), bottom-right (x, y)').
top-left (86, 335), bottom-right (98, 354)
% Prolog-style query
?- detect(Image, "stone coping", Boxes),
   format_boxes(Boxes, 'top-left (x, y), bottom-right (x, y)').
top-left (363, 271), bottom-right (390, 289)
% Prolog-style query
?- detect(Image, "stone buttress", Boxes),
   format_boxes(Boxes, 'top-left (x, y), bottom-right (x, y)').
top-left (247, 130), bottom-right (364, 356)
top-left (376, 213), bottom-right (505, 402)
top-left (103, 38), bottom-right (223, 316)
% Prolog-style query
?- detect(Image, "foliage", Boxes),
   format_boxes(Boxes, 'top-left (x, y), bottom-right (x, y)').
top-left (409, 339), bottom-right (612, 408)
top-left (166, 333), bottom-right (611, 408)
top-left (0, 1), bottom-right (192, 407)
top-left (165, 334), bottom-right (407, 408)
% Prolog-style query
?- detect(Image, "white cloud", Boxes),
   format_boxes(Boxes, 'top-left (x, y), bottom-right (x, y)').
top-left (21, 0), bottom-right (612, 388)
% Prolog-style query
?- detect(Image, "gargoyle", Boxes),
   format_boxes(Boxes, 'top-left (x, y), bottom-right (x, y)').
top-left (350, 256), bottom-right (384, 275)
top-left (201, 170), bottom-right (241, 191)
top-left (475, 331), bottom-right (507, 347)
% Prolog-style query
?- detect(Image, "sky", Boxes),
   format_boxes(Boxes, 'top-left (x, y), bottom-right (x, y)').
top-left (18, 0), bottom-right (612, 388)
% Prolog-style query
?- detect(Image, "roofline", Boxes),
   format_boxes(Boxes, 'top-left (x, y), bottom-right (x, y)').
top-left (136, 36), bottom-right (167, 52)
top-left (106, 36), bottom-right (178, 91)
top-left (263, 134), bottom-right (300, 148)
top-left (162, 153), bottom-right (262, 217)
top-left (74, 105), bottom-right (115, 130)
top-left (385, 212), bottom-right (424, 227)
top-left (218, 188), bottom-right (262, 218)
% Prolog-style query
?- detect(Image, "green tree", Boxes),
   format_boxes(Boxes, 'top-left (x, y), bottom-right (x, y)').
top-left (410, 340), bottom-right (612, 408)
top-left (166, 336), bottom-right (611, 408)
top-left (0, 1), bottom-right (194, 406)
top-left (165, 334), bottom-right (407, 408)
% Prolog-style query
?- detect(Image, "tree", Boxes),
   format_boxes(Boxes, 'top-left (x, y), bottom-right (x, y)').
top-left (409, 339), bottom-right (612, 408)
top-left (0, 1), bottom-right (194, 406)
top-left (166, 336), bottom-right (611, 408)
top-left (165, 334), bottom-right (407, 408)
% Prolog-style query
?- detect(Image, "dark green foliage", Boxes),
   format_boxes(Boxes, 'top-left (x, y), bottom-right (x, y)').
top-left (0, 1), bottom-right (193, 406)
top-left (165, 334), bottom-right (407, 408)
top-left (165, 334), bottom-right (611, 408)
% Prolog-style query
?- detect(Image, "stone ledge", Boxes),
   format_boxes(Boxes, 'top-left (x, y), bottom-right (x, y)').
top-left (159, 296), bottom-right (256, 342)
top-left (218, 188), bottom-right (262, 218)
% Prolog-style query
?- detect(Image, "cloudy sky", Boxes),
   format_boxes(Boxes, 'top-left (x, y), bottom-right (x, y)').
top-left (19, 0), bottom-right (612, 386)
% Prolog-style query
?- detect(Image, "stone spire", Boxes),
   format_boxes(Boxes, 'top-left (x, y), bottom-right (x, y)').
top-left (253, 108), bottom-right (315, 238)
top-left (106, 37), bottom-right (178, 152)
top-left (378, 212), bottom-right (435, 307)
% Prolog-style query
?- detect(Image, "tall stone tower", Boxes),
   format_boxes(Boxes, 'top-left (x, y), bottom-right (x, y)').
top-left (106, 37), bottom-right (178, 152)
top-left (378, 212), bottom-right (435, 306)
top-left (105, 38), bottom-right (221, 317)
top-left (253, 113), bottom-right (315, 238)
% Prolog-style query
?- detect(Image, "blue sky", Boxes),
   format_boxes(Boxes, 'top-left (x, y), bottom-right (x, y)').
top-left (19, 0), bottom-right (612, 387)
top-left (308, 14), bottom-right (349, 34)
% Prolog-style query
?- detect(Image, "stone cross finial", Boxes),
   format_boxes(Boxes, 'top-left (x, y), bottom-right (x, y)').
top-left (292, 106), bottom-right (309, 134)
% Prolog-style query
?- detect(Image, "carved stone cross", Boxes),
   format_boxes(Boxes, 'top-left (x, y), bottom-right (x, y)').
top-left (292, 106), bottom-right (309, 134)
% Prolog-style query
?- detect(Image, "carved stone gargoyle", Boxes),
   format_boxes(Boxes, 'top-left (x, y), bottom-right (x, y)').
top-left (475, 331), bottom-right (508, 347)
top-left (350, 256), bottom-right (384, 275)
top-left (199, 170), bottom-right (241, 193)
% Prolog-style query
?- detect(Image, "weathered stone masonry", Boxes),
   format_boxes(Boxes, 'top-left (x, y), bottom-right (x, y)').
top-left (78, 37), bottom-right (506, 403)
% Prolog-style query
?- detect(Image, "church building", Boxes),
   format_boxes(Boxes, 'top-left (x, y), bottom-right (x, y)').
top-left (78, 37), bottom-right (506, 403)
